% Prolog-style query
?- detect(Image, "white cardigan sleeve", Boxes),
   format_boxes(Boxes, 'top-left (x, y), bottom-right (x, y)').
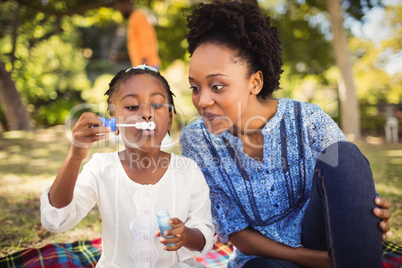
top-left (40, 155), bottom-right (100, 233)
top-left (177, 159), bottom-right (216, 260)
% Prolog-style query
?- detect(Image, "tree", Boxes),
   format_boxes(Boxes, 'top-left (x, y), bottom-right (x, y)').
top-left (325, 0), bottom-right (361, 140)
top-left (0, 1), bottom-right (32, 130)
top-left (0, 0), bottom-right (115, 130)
top-left (0, 60), bottom-right (31, 130)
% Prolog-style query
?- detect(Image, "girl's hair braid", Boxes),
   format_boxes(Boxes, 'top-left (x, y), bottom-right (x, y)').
top-left (185, 1), bottom-right (283, 98)
top-left (105, 68), bottom-right (176, 115)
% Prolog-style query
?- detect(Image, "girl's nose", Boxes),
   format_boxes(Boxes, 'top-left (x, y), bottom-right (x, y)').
top-left (140, 106), bottom-right (153, 121)
top-left (141, 114), bottom-right (152, 121)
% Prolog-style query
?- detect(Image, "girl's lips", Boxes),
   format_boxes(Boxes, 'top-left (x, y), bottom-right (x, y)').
top-left (203, 112), bottom-right (218, 122)
top-left (140, 129), bottom-right (156, 136)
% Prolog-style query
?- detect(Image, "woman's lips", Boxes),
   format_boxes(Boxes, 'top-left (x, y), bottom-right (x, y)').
top-left (203, 112), bottom-right (218, 122)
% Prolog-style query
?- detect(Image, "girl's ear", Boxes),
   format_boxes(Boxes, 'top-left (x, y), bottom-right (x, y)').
top-left (250, 70), bottom-right (263, 95)
top-left (167, 112), bottom-right (173, 132)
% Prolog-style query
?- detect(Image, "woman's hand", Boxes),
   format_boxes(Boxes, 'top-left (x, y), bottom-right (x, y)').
top-left (70, 112), bottom-right (109, 160)
top-left (156, 217), bottom-right (205, 251)
top-left (374, 197), bottom-right (392, 242)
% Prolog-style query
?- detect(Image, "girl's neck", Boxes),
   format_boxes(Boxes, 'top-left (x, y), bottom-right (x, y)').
top-left (119, 148), bottom-right (171, 185)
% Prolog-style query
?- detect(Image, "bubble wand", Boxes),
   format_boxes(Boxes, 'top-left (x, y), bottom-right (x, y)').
top-left (97, 117), bottom-right (155, 132)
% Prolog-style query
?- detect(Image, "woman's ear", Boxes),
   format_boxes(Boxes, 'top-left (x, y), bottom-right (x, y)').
top-left (250, 70), bottom-right (263, 95)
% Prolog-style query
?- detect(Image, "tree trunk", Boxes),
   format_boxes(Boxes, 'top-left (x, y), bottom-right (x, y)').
top-left (325, 0), bottom-right (361, 140)
top-left (0, 61), bottom-right (31, 130)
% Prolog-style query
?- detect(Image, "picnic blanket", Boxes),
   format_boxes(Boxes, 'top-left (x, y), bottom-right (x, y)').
top-left (1, 239), bottom-right (401, 268)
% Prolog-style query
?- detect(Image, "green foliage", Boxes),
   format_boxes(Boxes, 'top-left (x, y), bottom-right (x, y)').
top-left (0, 1), bottom-right (119, 127)
top-left (15, 35), bottom-right (90, 101)
top-left (304, 0), bottom-right (383, 21)
top-left (261, 1), bottom-right (334, 76)
top-left (350, 34), bottom-right (402, 105)
top-left (152, 2), bottom-right (193, 70)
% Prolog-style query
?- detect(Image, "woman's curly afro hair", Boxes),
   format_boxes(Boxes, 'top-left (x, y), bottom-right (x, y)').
top-left (185, 1), bottom-right (283, 98)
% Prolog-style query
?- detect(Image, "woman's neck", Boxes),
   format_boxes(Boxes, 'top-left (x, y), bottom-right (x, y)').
top-left (230, 98), bottom-right (278, 162)
top-left (231, 98), bottom-right (278, 138)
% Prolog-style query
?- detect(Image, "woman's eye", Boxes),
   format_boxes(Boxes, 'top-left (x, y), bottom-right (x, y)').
top-left (190, 85), bottom-right (199, 92)
top-left (212, 85), bottom-right (224, 91)
top-left (126, 105), bottom-right (139, 110)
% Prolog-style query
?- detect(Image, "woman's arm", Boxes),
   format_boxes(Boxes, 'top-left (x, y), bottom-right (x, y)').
top-left (230, 228), bottom-right (330, 268)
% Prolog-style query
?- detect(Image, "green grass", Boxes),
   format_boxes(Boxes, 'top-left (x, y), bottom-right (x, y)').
top-left (0, 127), bottom-right (401, 258)
top-left (354, 140), bottom-right (402, 244)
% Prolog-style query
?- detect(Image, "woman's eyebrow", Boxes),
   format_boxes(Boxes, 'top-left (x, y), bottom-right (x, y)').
top-left (188, 73), bottom-right (228, 81)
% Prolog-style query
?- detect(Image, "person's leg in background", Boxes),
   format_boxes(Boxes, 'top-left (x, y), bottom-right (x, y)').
top-left (302, 141), bottom-right (383, 267)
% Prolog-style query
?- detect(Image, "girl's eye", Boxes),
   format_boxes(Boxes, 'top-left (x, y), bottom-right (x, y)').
top-left (126, 105), bottom-right (139, 111)
top-left (212, 85), bottom-right (224, 91)
top-left (190, 85), bottom-right (200, 92)
top-left (151, 103), bottom-right (164, 109)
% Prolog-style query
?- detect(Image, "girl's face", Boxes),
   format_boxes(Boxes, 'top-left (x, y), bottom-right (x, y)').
top-left (189, 43), bottom-right (258, 135)
top-left (111, 74), bottom-right (172, 151)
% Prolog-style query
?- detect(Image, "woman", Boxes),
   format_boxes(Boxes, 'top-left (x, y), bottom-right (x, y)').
top-left (179, 1), bottom-right (391, 267)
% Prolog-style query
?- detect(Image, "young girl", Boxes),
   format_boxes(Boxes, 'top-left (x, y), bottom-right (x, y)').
top-left (40, 65), bottom-right (214, 267)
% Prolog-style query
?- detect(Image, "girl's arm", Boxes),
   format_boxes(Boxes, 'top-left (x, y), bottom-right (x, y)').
top-left (48, 147), bottom-right (85, 208)
top-left (48, 112), bottom-right (109, 208)
top-left (182, 226), bottom-right (206, 251)
top-left (157, 218), bottom-right (206, 251)
top-left (230, 228), bottom-right (330, 268)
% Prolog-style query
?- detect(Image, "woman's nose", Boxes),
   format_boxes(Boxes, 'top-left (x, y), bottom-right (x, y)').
top-left (196, 90), bottom-right (214, 108)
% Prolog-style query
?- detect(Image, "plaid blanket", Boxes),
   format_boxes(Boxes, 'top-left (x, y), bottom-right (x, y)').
top-left (383, 241), bottom-right (402, 268)
top-left (1, 239), bottom-right (401, 268)
top-left (0, 239), bottom-right (102, 268)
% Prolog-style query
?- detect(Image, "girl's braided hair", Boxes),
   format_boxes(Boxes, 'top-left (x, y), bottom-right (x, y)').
top-left (185, 1), bottom-right (283, 98)
top-left (105, 68), bottom-right (176, 115)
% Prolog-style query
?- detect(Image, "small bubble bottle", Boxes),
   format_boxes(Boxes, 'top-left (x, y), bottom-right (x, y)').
top-left (156, 209), bottom-right (174, 246)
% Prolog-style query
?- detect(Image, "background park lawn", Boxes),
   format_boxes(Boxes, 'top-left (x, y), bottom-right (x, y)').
top-left (0, 127), bottom-right (401, 258)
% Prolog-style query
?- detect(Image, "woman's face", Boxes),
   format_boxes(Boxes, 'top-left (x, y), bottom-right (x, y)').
top-left (111, 74), bottom-right (172, 151)
top-left (189, 43), bottom-right (256, 135)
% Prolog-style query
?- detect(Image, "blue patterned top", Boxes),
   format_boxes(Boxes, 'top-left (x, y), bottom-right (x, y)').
top-left (180, 98), bottom-right (347, 267)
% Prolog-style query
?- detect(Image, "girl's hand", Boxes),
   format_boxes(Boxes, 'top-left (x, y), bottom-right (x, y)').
top-left (374, 197), bottom-right (391, 242)
top-left (156, 217), bottom-right (188, 251)
top-left (71, 112), bottom-right (109, 160)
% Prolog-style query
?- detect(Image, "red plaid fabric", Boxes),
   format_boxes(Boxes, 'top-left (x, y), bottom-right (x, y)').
top-left (1, 238), bottom-right (401, 268)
